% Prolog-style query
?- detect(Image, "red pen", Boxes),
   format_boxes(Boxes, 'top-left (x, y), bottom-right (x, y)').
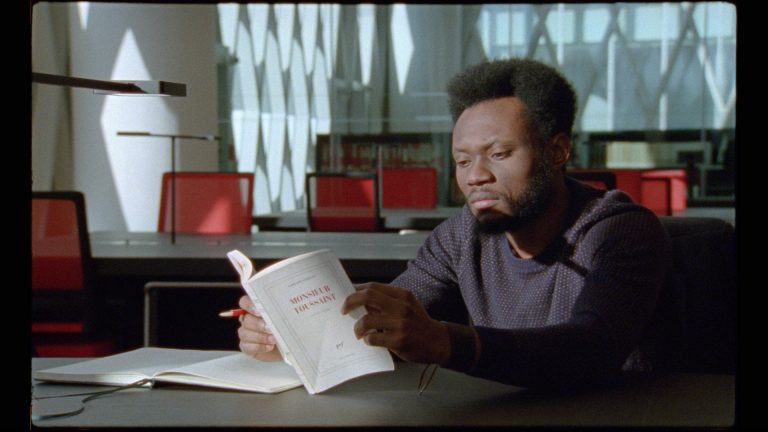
top-left (218, 308), bottom-right (247, 318)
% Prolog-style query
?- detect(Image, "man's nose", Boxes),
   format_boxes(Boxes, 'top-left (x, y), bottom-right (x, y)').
top-left (466, 159), bottom-right (493, 186)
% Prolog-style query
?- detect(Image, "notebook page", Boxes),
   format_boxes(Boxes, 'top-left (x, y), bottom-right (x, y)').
top-left (157, 353), bottom-right (302, 393)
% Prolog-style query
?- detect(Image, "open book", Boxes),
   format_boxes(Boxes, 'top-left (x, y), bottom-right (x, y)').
top-left (33, 347), bottom-right (303, 393)
top-left (227, 249), bottom-right (394, 394)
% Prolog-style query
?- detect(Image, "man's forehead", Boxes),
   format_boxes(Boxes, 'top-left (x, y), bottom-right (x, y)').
top-left (452, 134), bottom-right (503, 150)
top-left (459, 96), bottom-right (527, 114)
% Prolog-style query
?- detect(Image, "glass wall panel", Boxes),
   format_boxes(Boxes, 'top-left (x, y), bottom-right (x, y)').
top-left (214, 2), bottom-right (736, 211)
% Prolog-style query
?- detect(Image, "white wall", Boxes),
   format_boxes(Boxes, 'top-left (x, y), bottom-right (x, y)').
top-left (32, 3), bottom-right (72, 191)
top-left (33, 3), bottom-right (219, 232)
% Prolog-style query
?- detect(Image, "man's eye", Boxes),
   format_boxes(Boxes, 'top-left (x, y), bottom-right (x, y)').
top-left (491, 151), bottom-right (509, 160)
top-left (455, 160), bottom-right (470, 168)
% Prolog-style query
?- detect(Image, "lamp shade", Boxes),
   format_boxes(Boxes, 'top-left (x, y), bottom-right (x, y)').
top-left (32, 72), bottom-right (186, 97)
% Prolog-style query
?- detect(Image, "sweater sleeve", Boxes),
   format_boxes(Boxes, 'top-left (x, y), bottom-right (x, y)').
top-left (390, 213), bottom-right (470, 325)
top-left (456, 210), bottom-right (671, 389)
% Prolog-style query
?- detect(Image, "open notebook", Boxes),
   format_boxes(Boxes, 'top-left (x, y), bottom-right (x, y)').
top-left (34, 347), bottom-right (303, 393)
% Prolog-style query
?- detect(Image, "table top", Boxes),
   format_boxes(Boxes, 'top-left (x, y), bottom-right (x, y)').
top-left (254, 206), bottom-right (462, 230)
top-left (254, 206), bottom-right (735, 230)
top-left (87, 205), bottom-right (734, 280)
top-left (89, 231), bottom-right (429, 281)
top-left (31, 357), bottom-right (735, 429)
top-left (90, 231), bottom-right (429, 260)
top-left (672, 206), bottom-right (735, 226)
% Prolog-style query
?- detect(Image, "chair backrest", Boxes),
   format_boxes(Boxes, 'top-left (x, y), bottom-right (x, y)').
top-left (32, 192), bottom-right (91, 292)
top-left (158, 172), bottom-right (254, 234)
top-left (381, 167), bottom-right (437, 209)
top-left (653, 216), bottom-right (736, 374)
top-left (567, 169), bottom-right (617, 190)
top-left (31, 192), bottom-right (115, 356)
top-left (31, 191), bottom-right (96, 334)
top-left (305, 172), bottom-right (380, 232)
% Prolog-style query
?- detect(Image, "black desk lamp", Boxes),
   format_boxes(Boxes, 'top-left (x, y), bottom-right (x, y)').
top-left (117, 132), bottom-right (220, 244)
top-left (32, 72), bottom-right (186, 96)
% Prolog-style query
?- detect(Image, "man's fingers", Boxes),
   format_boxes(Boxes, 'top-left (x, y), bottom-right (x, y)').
top-left (239, 342), bottom-right (284, 362)
top-left (341, 289), bottom-right (376, 314)
top-left (363, 283), bottom-right (414, 301)
top-left (361, 331), bottom-right (403, 350)
top-left (237, 325), bottom-right (277, 345)
top-left (239, 341), bottom-right (276, 354)
top-left (238, 295), bottom-right (253, 311)
top-left (342, 285), bottom-right (410, 315)
top-left (238, 295), bottom-right (264, 317)
top-left (352, 314), bottom-right (402, 339)
top-left (240, 314), bottom-right (273, 334)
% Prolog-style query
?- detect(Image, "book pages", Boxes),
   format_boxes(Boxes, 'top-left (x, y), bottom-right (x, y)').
top-left (227, 249), bottom-right (394, 394)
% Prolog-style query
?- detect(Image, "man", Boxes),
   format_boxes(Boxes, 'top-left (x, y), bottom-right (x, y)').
top-left (237, 59), bottom-right (671, 389)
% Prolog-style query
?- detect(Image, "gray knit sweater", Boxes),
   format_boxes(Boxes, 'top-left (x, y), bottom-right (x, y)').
top-left (391, 178), bottom-right (671, 388)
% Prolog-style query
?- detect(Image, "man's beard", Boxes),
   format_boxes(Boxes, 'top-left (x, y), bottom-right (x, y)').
top-left (474, 157), bottom-right (555, 234)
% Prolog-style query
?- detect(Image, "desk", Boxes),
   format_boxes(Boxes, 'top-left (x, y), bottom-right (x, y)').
top-left (255, 206), bottom-right (735, 231)
top-left (673, 206), bottom-right (736, 226)
top-left (88, 231), bottom-right (428, 351)
top-left (91, 231), bottom-right (428, 281)
top-left (31, 357), bottom-right (735, 428)
top-left (254, 207), bottom-right (462, 231)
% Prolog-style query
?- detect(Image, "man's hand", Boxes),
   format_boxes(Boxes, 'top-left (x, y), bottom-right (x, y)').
top-left (237, 295), bottom-right (283, 362)
top-left (341, 282), bottom-right (451, 365)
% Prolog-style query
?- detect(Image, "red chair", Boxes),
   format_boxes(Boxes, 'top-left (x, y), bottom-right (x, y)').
top-left (640, 169), bottom-right (687, 215)
top-left (380, 167), bottom-right (437, 209)
top-left (158, 172), bottom-right (255, 234)
top-left (611, 169), bottom-right (644, 203)
top-left (305, 173), bottom-right (381, 231)
top-left (32, 192), bottom-right (114, 357)
top-left (570, 168), bottom-right (687, 215)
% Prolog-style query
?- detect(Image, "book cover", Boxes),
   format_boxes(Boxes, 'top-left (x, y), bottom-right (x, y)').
top-left (227, 249), bottom-right (395, 394)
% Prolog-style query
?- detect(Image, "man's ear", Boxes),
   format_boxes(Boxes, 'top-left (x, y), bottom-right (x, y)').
top-left (549, 133), bottom-right (571, 169)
